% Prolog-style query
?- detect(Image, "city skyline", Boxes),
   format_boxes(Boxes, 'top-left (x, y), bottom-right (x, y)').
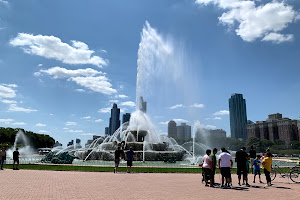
top-left (1, 0), bottom-right (300, 146)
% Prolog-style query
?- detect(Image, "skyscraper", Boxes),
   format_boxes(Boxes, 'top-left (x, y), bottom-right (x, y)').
top-left (139, 96), bottom-right (147, 113)
top-left (122, 113), bottom-right (131, 124)
top-left (168, 120), bottom-right (177, 138)
top-left (109, 103), bottom-right (120, 136)
top-left (229, 93), bottom-right (247, 140)
top-left (176, 123), bottom-right (192, 139)
top-left (104, 127), bottom-right (109, 136)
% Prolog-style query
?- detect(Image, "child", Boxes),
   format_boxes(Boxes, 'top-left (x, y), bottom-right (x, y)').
top-left (253, 155), bottom-right (263, 183)
top-left (262, 152), bottom-right (273, 187)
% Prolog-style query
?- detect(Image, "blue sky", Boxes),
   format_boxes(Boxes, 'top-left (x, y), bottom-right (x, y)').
top-left (0, 0), bottom-right (300, 146)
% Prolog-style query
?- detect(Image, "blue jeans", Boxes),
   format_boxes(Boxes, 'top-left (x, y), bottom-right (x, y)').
top-left (0, 157), bottom-right (5, 169)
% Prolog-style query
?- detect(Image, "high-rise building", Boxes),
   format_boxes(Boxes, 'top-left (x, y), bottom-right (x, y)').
top-left (176, 123), bottom-right (191, 139)
top-left (122, 113), bottom-right (131, 124)
top-left (108, 103), bottom-right (120, 136)
top-left (247, 113), bottom-right (300, 144)
top-left (168, 120), bottom-right (177, 138)
top-left (139, 96), bottom-right (147, 113)
top-left (105, 127), bottom-right (109, 137)
top-left (229, 93), bottom-right (248, 140)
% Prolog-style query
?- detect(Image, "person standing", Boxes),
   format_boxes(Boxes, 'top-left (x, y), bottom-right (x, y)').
top-left (210, 148), bottom-right (218, 185)
top-left (0, 147), bottom-right (6, 170)
top-left (13, 148), bottom-right (20, 170)
top-left (203, 149), bottom-right (213, 187)
top-left (249, 146), bottom-right (256, 174)
top-left (218, 147), bottom-right (233, 188)
top-left (114, 146), bottom-right (123, 173)
top-left (235, 147), bottom-right (250, 186)
top-left (253, 155), bottom-right (263, 183)
top-left (262, 152), bottom-right (272, 187)
top-left (125, 147), bottom-right (135, 173)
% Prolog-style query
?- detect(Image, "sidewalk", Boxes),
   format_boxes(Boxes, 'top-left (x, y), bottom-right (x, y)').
top-left (0, 169), bottom-right (299, 200)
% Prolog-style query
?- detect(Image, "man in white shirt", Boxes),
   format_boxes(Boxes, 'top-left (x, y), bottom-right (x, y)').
top-left (218, 147), bottom-right (233, 188)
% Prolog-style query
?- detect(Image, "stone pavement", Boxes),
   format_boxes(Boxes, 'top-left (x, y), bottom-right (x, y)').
top-left (0, 169), bottom-right (299, 200)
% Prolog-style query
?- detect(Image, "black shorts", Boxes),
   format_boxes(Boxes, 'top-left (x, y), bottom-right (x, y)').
top-left (221, 167), bottom-right (231, 179)
top-left (203, 168), bottom-right (212, 180)
top-left (127, 160), bottom-right (133, 166)
top-left (237, 167), bottom-right (248, 176)
top-left (115, 158), bottom-right (120, 165)
top-left (13, 159), bottom-right (19, 164)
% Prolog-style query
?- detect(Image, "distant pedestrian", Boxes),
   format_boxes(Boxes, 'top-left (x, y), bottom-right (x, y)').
top-left (114, 146), bottom-right (123, 173)
top-left (219, 147), bottom-right (233, 188)
top-left (0, 147), bottom-right (6, 170)
top-left (262, 152), bottom-right (273, 187)
top-left (126, 147), bottom-right (135, 173)
top-left (13, 148), bottom-right (20, 170)
top-left (253, 155), bottom-right (263, 183)
top-left (210, 148), bottom-right (218, 185)
top-left (235, 147), bottom-right (250, 186)
top-left (202, 149), bottom-right (213, 187)
top-left (249, 146), bottom-right (256, 174)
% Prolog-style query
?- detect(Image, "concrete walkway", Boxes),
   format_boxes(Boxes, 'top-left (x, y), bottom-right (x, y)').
top-left (0, 169), bottom-right (299, 200)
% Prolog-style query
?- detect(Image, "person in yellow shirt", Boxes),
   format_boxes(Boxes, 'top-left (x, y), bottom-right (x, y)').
top-left (262, 152), bottom-right (272, 187)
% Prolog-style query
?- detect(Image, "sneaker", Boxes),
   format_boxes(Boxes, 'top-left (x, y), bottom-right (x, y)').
top-left (13, 168), bottom-right (16, 170)
top-left (264, 184), bottom-right (270, 188)
top-left (205, 184), bottom-right (209, 187)
top-left (259, 181), bottom-right (263, 183)
top-left (246, 184), bottom-right (250, 187)
top-left (242, 182), bottom-right (245, 185)
top-left (16, 168), bottom-right (19, 170)
top-left (253, 181), bottom-right (255, 183)
top-left (238, 183), bottom-right (241, 186)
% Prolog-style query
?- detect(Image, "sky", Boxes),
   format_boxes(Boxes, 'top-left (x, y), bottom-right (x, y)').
top-left (0, 0), bottom-right (300, 146)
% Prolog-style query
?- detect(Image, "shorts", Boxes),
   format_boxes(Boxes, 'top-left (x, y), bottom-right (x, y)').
top-left (127, 160), bottom-right (133, 166)
top-left (13, 159), bottom-right (19, 164)
top-left (221, 167), bottom-right (231, 179)
top-left (115, 158), bottom-right (120, 165)
top-left (203, 168), bottom-right (212, 180)
top-left (237, 167), bottom-right (248, 176)
top-left (254, 169), bottom-right (261, 175)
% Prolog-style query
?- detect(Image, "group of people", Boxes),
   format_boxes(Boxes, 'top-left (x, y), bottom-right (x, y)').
top-left (0, 147), bottom-right (20, 170)
top-left (114, 146), bottom-right (135, 173)
top-left (202, 146), bottom-right (273, 188)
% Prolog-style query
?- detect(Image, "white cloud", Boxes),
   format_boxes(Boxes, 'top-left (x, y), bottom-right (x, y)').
top-left (213, 117), bottom-right (222, 120)
top-left (159, 121), bottom-right (169, 125)
top-left (63, 127), bottom-right (69, 130)
top-left (75, 89), bottom-right (85, 92)
top-left (37, 66), bottom-right (103, 79)
top-left (95, 119), bottom-right (103, 123)
top-left (205, 118), bottom-right (211, 120)
top-left (49, 113), bottom-right (54, 116)
top-left (70, 76), bottom-right (117, 95)
top-left (0, 0), bottom-right (8, 5)
top-left (12, 122), bottom-right (26, 126)
top-left (0, 99), bottom-right (17, 104)
top-left (66, 121), bottom-right (77, 126)
top-left (262, 32), bottom-right (294, 43)
top-left (8, 104), bottom-right (37, 113)
top-left (38, 64), bottom-right (43, 67)
top-left (173, 118), bottom-right (189, 123)
top-left (10, 33), bottom-right (108, 67)
top-left (195, 0), bottom-right (300, 43)
top-left (69, 130), bottom-right (84, 133)
top-left (0, 84), bottom-right (16, 98)
top-left (205, 125), bottom-right (217, 129)
top-left (117, 94), bottom-right (128, 99)
top-left (36, 123), bottom-right (46, 127)
top-left (2, 84), bottom-right (17, 88)
top-left (0, 118), bottom-right (14, 124)
top-left (169, 104), bottom-right (184, 109)
top-left (80, 133), bottom-right (94, 136)
top-left (109, 99), bottom-right (119, 103)
top-left (213, 110), bottom-right (229, 115)
top-left (98, 107), bottom-right (111, 113)
top-left (39, 130), bottom-right (49, 133)
top-left (120, 101), bottom-right (136, 107)
top-left (190, 103), bottom-right (205, 108)
top-left (82, 116), bottom-right (91, 119)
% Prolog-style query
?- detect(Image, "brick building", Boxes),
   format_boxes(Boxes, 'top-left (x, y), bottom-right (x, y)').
top-left (247, 113), bottom-right (299, 145)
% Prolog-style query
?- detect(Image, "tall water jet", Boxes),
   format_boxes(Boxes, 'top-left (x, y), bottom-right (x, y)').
top-left (7, 130), bottom-right (35, 158)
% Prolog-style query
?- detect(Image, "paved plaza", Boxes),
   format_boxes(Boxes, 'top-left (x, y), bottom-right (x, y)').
top-left (0, 169), bottom-right (299, 200)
